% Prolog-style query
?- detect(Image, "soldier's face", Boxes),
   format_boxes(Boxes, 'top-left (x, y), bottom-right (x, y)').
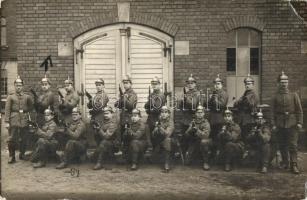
top-left (279, 81), bottom-right (288, 89)
top-left (123, 82), bottom-right (132, 90)
top-left (65, 83), bottom-right (73, 92)
top-left (41, 82), bottom-right (50, 91)
top-left (256, 118), bottom-right (264, 125)
top-left (103, 111), bottom-right (112, 120)
top-left (15, 83), bottom-right (23, 93)
top-left (245, 82), bottom-right (254, 91)
top-left (214, 82), bottom-right (222, 90)
top-left (96, 83), bottom-right (104, 92)
top-left (131, 114), bottom-right (140, 123)
top-left (44, 114), bottom-right (54, 122)
top-left (72, 113), bottom-right (81, 121)
top-left (224, 114), bottom-right (233, 123)
top-left (160, 110), bottom-right (169, 120)
top-left (195, 110), bottom-right (204, 119)
top-left (187, 82), bottom-right (196, 90)
top-left (151, 82), bottom-right (160, 91)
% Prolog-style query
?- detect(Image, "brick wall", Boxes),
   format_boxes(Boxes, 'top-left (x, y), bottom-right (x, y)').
top-left (1, 0), bottom-right (17, 60)
top-left (4, 0), bottom-right (307, 104)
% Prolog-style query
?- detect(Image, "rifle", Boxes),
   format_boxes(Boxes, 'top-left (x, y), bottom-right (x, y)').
top-left (148, 86), bottom-right (152, 112)
top-left (182, 87), bottom-right (187, 111)
top-left (27, 113), bottom-right (38, 134)
top-left (30, 88), bottom-right (38, 102)
top-left (85, 90), bottom-right (92, 101)
top-left (117, 84), bottom-right (125, 109)
top-left (58, 90), bottom-right (65, 103)
top-left (164, 82), bottom-right (171, 105)
top-left (122, 123), bottom-right (131, 149)
top-left (189, 119), bottom-right (198, 138)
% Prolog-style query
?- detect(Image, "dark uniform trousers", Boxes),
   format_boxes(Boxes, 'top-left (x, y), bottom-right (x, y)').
top-left (34, 138), bottom-right (58, 162)
top-left (8, 126), bottom-right (29, 157)
top-left (223, 142), bottom-right (244, 165)
top-left (96, 140), bottom-right (115, 163)
top-left (63, 140), bottom-right (87, 163)
top-left (276, 127), bottom-right (299, 164)
top-left (127, 121), bottom-right (148, 164)
top-left (187, 139), bottom-right (213, 163)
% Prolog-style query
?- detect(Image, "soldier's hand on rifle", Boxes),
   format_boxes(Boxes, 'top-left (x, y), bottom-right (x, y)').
top-left (297, 123), bottom-right (302, 130)
top-left (272, 125), bottom-right (277, 131)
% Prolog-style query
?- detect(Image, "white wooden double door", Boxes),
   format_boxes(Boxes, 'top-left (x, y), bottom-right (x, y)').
top-left (74, 24), bottom-right (174, 118)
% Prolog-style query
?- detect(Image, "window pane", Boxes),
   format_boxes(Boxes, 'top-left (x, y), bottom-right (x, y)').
top-left (227, 48), bottom-right (236, 72)
top-left (226, 30), bottom-right (236, 47)
top-left (237, 47), bottom-right (249, 76)
top-left (1, 17), bottom-right (7, 46)
top-left (250, 48), bottom-right (259, 75)
top-left (1, 69), bottom-right (8, 95)
top-left (250, 29), bottom-right (260, 47)
top-left (237, 28), bottom-right (249, 47)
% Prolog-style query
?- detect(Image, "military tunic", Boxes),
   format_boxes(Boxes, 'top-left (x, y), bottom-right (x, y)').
top-left (185, 118), bottom-right (211, 163)
top-left (62, 119), bottom-right (87, 163)
top-left (58, 90), bottom-right (80, 124)
top-left (145, 89), bottom-right (166, 134)
top-left (87, 91), bottom-right (109, 124)
top-left (34, 89), bottom-right (58, 126)
top-left (218, 121), bottom-right (244, 165)
top-left (95, 117), bottom-right (119, 163)
top-left (5, 92), bottom-right (33, 157)
top-left (152, 118), bottom-right (174, 152)
top-left (126, 121), bottom-right (148, 164)
top-left (246, 123), bottom-right (271, 167)
top-left (233, 89), bottom-right (259, 140)
top-left (270, 88), bottom-right (303, 165)
top-left (32, 120), bottom-right (58, 163)
top-left (116, 88), bottom-right (138, 125)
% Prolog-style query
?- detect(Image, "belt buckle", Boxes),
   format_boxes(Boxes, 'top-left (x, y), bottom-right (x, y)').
top-left (19, 110), bottom-right (24, 113)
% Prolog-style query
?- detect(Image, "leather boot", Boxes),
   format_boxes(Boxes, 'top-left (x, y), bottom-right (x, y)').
top-left (56, 162), bottom-right (68, 169)
top-left (291, 163), bottom-right (300, 174)
top-left (33, 161), bottom-right (46, 168)
top-left (8, 156), bottom-right (16, 164)
top-left (225, 164), bottom-right (231, 172)
top-left (8, 143), bottom-right (16, 164)
top-left (203, 162), bottom-right (210, 171)
top-left (131, 163), bottom-right (138, 170)
top-left (93, 162), bottom-right (104, 170)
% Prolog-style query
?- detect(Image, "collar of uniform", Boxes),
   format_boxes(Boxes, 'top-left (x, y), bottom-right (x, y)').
top-left (16, 92), bottom-right (24, 96)
top-left (153, 89), bottom-right (162, 94)
top-left (195, 118), bottom-right (205, 123)
top-left (96, 91), bottom-right (103, 94)
top-left (160, 117), bottom-right (170, 123)
top-left (45, 120), bottom-right (55, 126)
top-left (131, 120), bottom-right (141, 126)
top-left (71, 120), bottom-right (81, 125)
top-left (244, 89), bottom-right (254, 95)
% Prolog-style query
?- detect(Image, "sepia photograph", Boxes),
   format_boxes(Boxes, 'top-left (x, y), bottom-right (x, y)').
top-left (0, 0), bottom-right (307, 199)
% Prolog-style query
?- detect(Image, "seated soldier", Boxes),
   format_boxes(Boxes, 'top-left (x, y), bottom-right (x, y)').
top-left (246, 109), bottom-right (271, 173)
top-left (93, 106), bottom-right (119, 170)
top-left (32, 107), bottom-right (58, 168)
top-left (124, 108), bottom-right (148, 170)
top-left (56, 107), bottom-right (88, 169)
top-left (218, 108), bottom-right (244, 172)
top-left (185, 105), bottom-right (211, 170)
top-left (151, 106), bottom-right (174, 172)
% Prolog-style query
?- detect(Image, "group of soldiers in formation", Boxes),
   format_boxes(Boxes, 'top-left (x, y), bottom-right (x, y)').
top-left (4, 71), bottom-right (303, 174)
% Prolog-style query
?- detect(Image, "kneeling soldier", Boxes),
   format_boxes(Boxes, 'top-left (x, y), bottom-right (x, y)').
top-left (32, 108), bottom-right (58, 168)
top-left (56, 107), bottom-right (88, 169)
top-left (218, 108), bottom-right (244, 172)
top-left (151, 106), bottom-right (174, 172)
top-left (93, 106), bottom-right (119, 170)
top-left (185, 105), bottom-right (211, 170)
top-left (124, 109), bottom-right (148, 170)
top-left (246, 109), bottom-right (271, 173)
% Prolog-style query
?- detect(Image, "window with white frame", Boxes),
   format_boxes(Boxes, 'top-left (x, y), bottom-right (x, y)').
top-left (226, 28), bottom-right (261, 76)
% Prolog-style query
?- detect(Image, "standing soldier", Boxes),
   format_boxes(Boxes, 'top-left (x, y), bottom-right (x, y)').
top-left (271, 71), bottom-right (303, 174)
top-left (114, 75), bottom-right (137, 155)
top-left (31, 74), bottom-right (58, 127)
top-left (31, 107), bottom-right (58, 168)
top-left (218, 108), bottom-right (244, 172)
top-left (93, 106), bottom-right (119, 170)
top-left (246, 109), bottom-right (271, 173)
top-left (56, 107), bottom-right (88, 169)
top-left (233, 74), bottom-right (259, 141)
top-left (151, 106), bottom-right (174, 172)
top-left (179, 74), bottom-right (205, 153)
top-left (145, 77), bottom-right (166, 140)
top-left (4, 75), bottom-right (33, 163)
top-left (58, 77), bottom-right (80, 124)
top-left (184, 105), bottom-right (211, 170)
top-left (87, 78), bottom-right (109, 125)
top-left (208, 74), bottom-right (228, 160)
top-left (123, 109), bottom-right (148, 170)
